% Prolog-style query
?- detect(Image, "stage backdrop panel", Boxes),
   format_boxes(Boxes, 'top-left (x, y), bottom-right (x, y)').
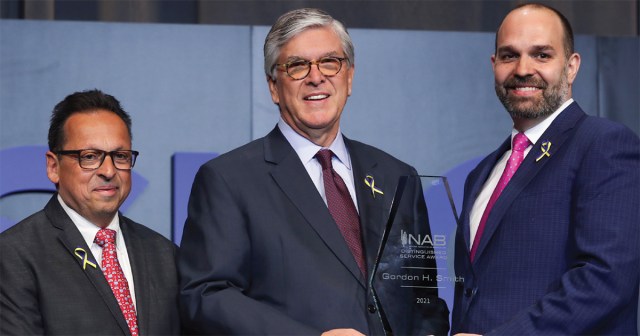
top-left (2, 19), bottom-right (637, 242)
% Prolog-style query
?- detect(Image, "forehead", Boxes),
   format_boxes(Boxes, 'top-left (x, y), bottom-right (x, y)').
top-left (63, 110), bottom-right (130, 146)
top-left (497, 7), bottom-right (564, 50)
top-left (279, 26), bottom-right (343, 59)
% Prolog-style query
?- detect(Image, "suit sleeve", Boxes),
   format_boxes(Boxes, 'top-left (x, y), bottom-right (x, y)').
top-left (177, 163), bottom-right (320, 335)
top-left (489, 124), bottom-right (640, 334)
top-left (0, 232), bottom-right (45, 334)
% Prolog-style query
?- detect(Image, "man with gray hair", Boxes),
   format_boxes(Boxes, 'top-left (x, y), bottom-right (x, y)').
top-left (179, 8), bottom-right (449, 335)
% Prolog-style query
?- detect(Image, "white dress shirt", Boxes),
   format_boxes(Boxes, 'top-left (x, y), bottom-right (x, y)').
top-left (469, 98), bottom-right (574, 247)
top-left (278, 118), bottom-right (359, 212)
top-left (57, 194), bottom-right (137, 309)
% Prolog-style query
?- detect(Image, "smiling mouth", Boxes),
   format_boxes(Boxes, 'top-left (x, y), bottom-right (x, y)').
top-left (513, 87), bottom-right (539, 91)
top-left (304, 94), bottom-right (329, 101)
top-left (95, 186), bottom-right (118, 193)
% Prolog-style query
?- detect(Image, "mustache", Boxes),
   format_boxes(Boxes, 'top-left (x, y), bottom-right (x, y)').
top-left (504, 76), bottom-right (547, 89)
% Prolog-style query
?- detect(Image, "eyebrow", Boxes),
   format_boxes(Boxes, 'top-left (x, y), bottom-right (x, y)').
top-left (284, 51), bottom-right (341, 62)
top-left (497, 44), bottom-right (555, 54)
top-left (529, 45), bottom-right (555, 53)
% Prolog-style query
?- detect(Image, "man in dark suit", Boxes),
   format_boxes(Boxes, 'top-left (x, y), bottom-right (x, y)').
top-left (178, 8), bottom-right (449, 335)
top-left (0, 90), bottom-right (180, 335)
top-left (452, 3), bottom-right (639, 335)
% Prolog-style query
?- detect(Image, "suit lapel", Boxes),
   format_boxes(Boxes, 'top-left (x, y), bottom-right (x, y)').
top-left (46, 196), bottom-right (131, 335)
top-left (265, 127), bottom-right (365, 286)
top-left (122, 218), bottom-right (149, 335)
top-left (473, 103), bottom-right (587, 262)
top-left (461, 139), bottom-right (511, 252)
top-left (344, 138), bottom-right (388, 278)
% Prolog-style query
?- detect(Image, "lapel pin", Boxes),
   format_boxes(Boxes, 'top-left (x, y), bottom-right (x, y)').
top-left (74, 247), bottom-right (97, 270)
top-left (364, 175), bottom-right (384, 198)
top-left (536, 141), bottom-right (552, 162)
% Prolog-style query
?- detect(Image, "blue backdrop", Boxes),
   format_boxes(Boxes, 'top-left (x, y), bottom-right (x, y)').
top-left (1, 19), bottom-right (638, 316)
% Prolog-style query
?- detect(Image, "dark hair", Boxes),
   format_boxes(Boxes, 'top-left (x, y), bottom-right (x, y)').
top-left (496, 3), bottom-right (575, 59)
top-left (48, 89), bottom-right (132, 151)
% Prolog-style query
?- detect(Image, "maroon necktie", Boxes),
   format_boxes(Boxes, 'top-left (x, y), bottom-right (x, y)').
top-left (470, 133), bottom-right (531, 261)
top-left (94, 229), bottom-right (139, 336)
top-left (315, 149), bottom-right (366, 276)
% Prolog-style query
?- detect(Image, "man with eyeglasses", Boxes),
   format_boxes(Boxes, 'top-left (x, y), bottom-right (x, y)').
top-left (178, 8), bottom-right (449, 336)
top-left (0, 90), bottom-right (180, 335)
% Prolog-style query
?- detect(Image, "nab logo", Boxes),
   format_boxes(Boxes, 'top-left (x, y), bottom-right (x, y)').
top-left (401, 230), bottom-right (446, 247)
top-left (0, 146), bottom-right (148, 232)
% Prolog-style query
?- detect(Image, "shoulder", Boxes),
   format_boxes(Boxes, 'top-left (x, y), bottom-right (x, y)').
top-left (581, 114), bottom-right (637, 134)
top-left (199, 136), bottom-right (266, 173)
top-left (0, 210), bottom-right (53, 275)
top-left (0, 209), bottom-right (51, 247)
top-left (573, 115), bottom-right (639, 150)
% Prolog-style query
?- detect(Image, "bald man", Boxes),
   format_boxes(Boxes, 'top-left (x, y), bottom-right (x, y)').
top-left (452, 4), bottom-right (639, 335)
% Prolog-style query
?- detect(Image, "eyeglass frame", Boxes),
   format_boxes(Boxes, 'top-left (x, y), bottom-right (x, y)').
top-left (273, 56), bottom-right (348, 80)
top-left (55, 149), bottom-right (139, 170)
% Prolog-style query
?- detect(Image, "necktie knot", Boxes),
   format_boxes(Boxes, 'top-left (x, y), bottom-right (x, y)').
top-left (512, 133), bottom-right (530, 153)
top-left (315, 149), bottom-right (334, 170)
top-left (94, 228), bottom-right (117, 247)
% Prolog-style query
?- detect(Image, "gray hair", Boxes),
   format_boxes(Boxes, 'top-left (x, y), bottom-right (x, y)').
top-left (264, 8), bottom-right (355, 81)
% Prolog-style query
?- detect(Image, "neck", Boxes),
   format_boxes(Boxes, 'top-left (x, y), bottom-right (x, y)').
top-left (512, 117), bottom-right (544, 133)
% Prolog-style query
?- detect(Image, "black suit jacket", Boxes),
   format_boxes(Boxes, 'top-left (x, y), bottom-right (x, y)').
top-left (0, 195), bottom-right (180, 335)
top-left (178, 126), bottom-right (449, 335)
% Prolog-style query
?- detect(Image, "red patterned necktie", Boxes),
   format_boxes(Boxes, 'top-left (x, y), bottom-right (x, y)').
top-left (94, 228), bottom-right (138, 336)
top-left (470, 133), bottom-right (531, 261)
top-left (315, 149), bottom-right (366, 276)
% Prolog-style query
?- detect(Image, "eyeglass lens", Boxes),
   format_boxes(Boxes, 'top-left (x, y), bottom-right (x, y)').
top-left (78, 150), bottom-right (136, 169)
top-left (287, 57), bottom-right (343, 79)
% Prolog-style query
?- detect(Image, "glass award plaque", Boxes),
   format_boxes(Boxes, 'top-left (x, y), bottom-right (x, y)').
top-left (370, 175), bottom-right (459, 335)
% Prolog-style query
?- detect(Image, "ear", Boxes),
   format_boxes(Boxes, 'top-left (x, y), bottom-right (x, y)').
top-left (565, 52), bottom-right (581, 85)
top-left (346, 64), bottom-right (354, 97)
top-left (46, 151), bottom-right (60, 184)
top-left (267, 75), bottom-right (280, 105)
top-left (491, 54), bottom-right (497, 69)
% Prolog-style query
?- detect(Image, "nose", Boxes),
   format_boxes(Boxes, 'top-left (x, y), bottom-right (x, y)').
top-left (514, 56), bottom-right (534, 77)
top-left (305, 63), bottom-right (325, 85)
top-left (96, 154), bottom-right (117, 179)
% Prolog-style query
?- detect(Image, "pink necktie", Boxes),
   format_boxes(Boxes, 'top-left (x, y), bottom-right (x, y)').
top-left (94, 229), bottom-right (138, 336)
top-left (316, 149), bottom-right (366, 276)
top-left (470, 133), bottom-right (530, 261)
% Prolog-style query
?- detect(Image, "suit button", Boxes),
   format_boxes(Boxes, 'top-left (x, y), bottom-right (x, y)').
top-left (464, 288), bottom-right (474, 297)
top-left (368, 304), bottom-right (377, 313)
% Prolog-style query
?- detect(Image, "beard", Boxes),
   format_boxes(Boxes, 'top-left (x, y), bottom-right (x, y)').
top-left (495, 65), bottom-right (570, 120)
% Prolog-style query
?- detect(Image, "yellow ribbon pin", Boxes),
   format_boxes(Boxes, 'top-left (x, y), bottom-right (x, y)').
top-left (74, 248), bottom-right (97, 270)
top-left (364, 175), bottom-right (384, 198)
top-left (536, 141), bottom-right (552, 162)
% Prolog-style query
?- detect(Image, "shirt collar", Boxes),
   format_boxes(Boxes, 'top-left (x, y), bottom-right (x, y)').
top-left (512, 98), bottom-right (574, 146)
top-left (57, 194), bottom-right (121, 247)
top-left (277, 118), bottom-right (352, 170)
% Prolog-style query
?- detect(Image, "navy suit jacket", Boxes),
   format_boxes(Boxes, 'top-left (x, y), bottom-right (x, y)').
top-left (0, 195), bottom-right (180, 335)
top-left (452, 102), bottom-right (640, 335)
top-left (178, 126), bottom-right (449, 335)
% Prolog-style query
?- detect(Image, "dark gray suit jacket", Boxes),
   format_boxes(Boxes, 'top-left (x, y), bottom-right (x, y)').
top-left (178, 126), bottom-right (449, 335)
top-left (0, 195), bottom-right (180, 335)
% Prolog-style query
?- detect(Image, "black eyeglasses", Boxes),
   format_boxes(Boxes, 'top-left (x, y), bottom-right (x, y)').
top-left (274, 56), bottom-right (347, 80)
top-left (55, 149), bottom-right (139, 170)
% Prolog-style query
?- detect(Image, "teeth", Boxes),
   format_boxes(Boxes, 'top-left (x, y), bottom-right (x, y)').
top-left (515, 87), bottom-right (538, 91)
top-left (305, 94), bottom-right (328, 100)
